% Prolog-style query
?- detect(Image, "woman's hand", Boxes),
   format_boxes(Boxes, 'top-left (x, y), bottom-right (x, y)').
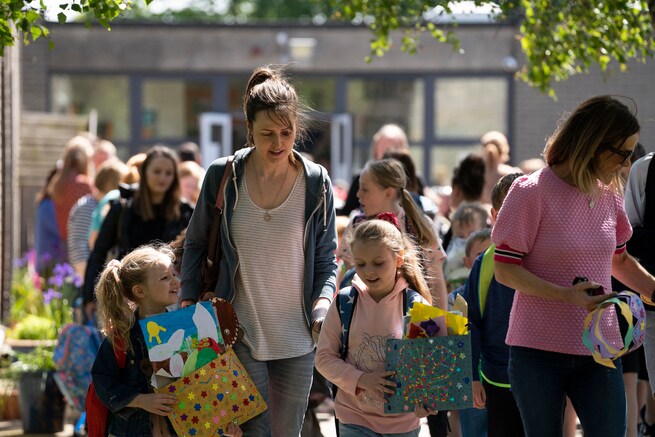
top-left (568, 281), bottom-right (616, 311)
top-left (311, 319), bottom-right (324, 343)
top-left (130, 393), bottom-right (177, 416)
top-left (224, 422), bottom-right (242, 436)
top-left (180, 299), bottom-right (196, 309)
top-left (180, 292), bottom-right (215, 308)
top-left (356, 370), bottom-right (396, 398)
top-left (414, 404), bottom-right (439, 418)
top-left (472, 381), bottom-right (486, 409)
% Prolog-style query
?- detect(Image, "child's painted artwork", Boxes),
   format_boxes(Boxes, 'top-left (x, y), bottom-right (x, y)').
top-left (384, 335), bottom-right (473, 413)
top-left (159, 348), bottom-right (267, 437)
top-left (139, 301), bottom-right (225, 387)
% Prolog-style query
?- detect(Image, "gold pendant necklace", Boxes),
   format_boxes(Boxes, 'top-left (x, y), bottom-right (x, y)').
top-left (251, 155), bottom-right (290, 222)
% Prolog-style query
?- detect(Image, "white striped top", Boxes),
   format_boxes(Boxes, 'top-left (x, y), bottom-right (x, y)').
top-left (67, 194), bottom-right (98, 265)
top-left (230, 170), bottom-right (313, 360)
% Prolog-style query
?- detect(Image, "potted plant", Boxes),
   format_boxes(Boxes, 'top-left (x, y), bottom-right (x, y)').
top-left (2, 250), bottom-right (78, 432)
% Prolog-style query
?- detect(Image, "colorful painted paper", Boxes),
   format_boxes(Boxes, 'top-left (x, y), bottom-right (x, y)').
top-left (405, 315), bottom-right (447, 339)
top-left (139, 301), bottom-right (225, 387)
top-left (158, 348), bottom-right (267, 436)
top-left (407, 302), bottom-right (468, 336)
top-left (384, 335), bottom-right (473, 413)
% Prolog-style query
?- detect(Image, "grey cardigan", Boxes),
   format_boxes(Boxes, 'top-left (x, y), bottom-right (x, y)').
top-left (180, 147), bottom-right (337, 327)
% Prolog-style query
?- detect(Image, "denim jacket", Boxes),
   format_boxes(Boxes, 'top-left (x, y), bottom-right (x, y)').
top-left (91, 317), bottom-right (165, 436)
top-left (180, 147), bottom-right (338, 327)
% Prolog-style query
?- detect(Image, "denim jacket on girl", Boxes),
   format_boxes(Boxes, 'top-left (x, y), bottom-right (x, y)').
top-left (91, 315), bottom-right (173, 436)
top-left (180, 147), bottom-right (338, 328)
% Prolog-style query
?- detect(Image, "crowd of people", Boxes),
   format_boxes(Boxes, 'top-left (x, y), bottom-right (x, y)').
top-left (32, 65), bottom-right (655, 437)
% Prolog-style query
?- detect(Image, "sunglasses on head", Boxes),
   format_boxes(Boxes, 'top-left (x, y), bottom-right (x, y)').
top-left (605, 144), bottom-right (634, 165)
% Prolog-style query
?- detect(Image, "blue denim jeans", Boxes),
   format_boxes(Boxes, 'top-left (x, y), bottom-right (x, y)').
top-left (508, 346), bottom-right (626, 437)
top-left (338, 423), bottom-right (420, 437)
top-left (233, 342), bottom-right (314, 437)
top-left (458, 407), bottom-right (488, 437)
top-left (641, 311), bottom-right (655, 393)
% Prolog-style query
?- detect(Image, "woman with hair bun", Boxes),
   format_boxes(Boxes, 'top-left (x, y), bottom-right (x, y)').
top-left (180, 65), bottom-right (337, 436)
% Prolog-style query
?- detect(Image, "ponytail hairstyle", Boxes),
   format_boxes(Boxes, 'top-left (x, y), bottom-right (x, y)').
top-left (95, 244), bottom-right (175, 354)
top-left (364, 159), bottom-right (437, 247)
top-left (347, 219), bottom-right (432, 304)
top-left (243, 65), bottom-right (309, 165)
top-left (135, 145), bottom-right (181, 221)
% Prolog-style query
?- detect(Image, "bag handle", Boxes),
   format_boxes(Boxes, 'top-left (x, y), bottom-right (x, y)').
top-left (206, 156), bottom-right (234, 267)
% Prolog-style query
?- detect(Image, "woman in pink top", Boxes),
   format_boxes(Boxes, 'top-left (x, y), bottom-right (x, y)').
top-left (492, 95), bottom-right (655, 437)
top-left (317, 218), bottom-right (437, 436)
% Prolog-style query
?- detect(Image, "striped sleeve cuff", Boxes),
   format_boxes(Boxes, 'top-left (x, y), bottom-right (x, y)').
top-left (494, 244), bottom-right (524, 265)
top-left (615, 242), bottom-right (627, 255)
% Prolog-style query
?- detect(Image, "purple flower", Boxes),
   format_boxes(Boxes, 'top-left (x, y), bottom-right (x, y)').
top-left (73, 275), bottom-right (83, 288)
top-left (43, 288), bottom-right (62, 304)
top-left (48, 274), bottom-right (64, 288)
top-left (40, 252), bottom-right (52, 265)
top-left (13, 257), bottom-right (26, 269)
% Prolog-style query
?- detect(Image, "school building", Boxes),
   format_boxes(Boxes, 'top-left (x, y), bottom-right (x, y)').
top-left (21, 20), bottom-right (655, 185)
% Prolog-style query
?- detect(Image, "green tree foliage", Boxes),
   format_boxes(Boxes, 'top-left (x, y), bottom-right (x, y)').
top-left (329, 0), bottom-right (655, 95)
top-left (118, 0), bottom-right (333, 23)
top-left (2, 0), bottom-right (654, 95)
top-left (0, 0), bottom-right (153, 52)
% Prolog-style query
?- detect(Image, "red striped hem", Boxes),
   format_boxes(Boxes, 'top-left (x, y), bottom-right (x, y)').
top-left (494, 244), bottom-right (524, 265)
top-left (614, 242), bottom-right (627, 255)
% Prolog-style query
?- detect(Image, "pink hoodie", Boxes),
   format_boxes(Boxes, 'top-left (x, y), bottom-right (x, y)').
top-left (315, 275), bottom-right (421, 434)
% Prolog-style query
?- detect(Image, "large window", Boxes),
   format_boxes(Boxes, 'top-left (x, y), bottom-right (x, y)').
top-left (347, 78), bottom-right (424, 168)
top-left (50, 75), bottom-right (130, 142)
top-left (142, 79), bottom-right (212, 140)
top-left (294, 76), bottom-right (337, 113)
top-left (434, 77), bottom-right (508, 139)
top-left (429, 76), bottom-right (510, 185)
top-left (430, 143), bottom-right (481, 186)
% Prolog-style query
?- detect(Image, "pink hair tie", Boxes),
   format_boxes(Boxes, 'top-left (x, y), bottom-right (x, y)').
top-left (107, 259), bottom-right (122, 270)
top-left (376, 212), bottom-right (401, 230)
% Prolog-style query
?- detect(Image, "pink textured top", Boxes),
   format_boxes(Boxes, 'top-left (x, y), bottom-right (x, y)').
top-left (315, 275), bottom-right (421, 433)
top-left (491, 167), bottom-right (632, 355)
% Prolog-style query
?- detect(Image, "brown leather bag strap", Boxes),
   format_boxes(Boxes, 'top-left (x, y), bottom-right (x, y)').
top-left (206, 156), bottom-right (234, 265)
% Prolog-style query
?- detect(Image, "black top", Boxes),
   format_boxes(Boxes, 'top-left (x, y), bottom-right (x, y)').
top-left (83, 197), bottom-right (193, 304)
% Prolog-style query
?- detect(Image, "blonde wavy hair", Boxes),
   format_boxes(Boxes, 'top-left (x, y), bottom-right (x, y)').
top-left (347, 219), bottom-right (432, 304)
top-left (363, 159), bottom-right (437, 248)
top-left (95, 244), bottom-right (175, 354)
top-left (544, 95), bottom-right (639, 194)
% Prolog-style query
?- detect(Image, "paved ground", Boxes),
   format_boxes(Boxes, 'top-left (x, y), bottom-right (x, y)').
top-left (0, 408), bottom-right (582, 436)
top-left (317, 412), bottom-right (432, 436)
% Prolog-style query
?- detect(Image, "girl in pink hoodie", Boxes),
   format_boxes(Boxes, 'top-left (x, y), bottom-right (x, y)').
top-left (316, 218), bottom-right (438, 436)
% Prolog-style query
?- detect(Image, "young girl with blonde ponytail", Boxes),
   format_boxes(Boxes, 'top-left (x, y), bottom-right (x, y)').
top-left (338, 158), bottom-right (448, 309)
top-left (317, 218), bottom-right (438, 436)
top-left (91, 244), bottom-right (242, 436)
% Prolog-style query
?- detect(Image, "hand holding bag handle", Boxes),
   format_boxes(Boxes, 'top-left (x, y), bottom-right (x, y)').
top-left (199, 156), bottom-right (234, 301)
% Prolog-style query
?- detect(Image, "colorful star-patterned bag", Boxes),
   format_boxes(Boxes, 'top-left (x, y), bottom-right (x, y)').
top-left (157, 348), bottom-right (266, 436)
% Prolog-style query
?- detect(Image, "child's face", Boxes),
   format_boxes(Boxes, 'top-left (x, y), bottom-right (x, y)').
top-left (351, 240), bottom-right (402, 299)
top-left (453, 219), bottom-right (483, 240)
top-left (463, 238), bottom-right (492, 269)
top-left (142, 256), bottom-right (180, 312)
top-left (180, 175), bottom-right (200, 204)
top-left (357, 170), bottom-right (394, 217)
